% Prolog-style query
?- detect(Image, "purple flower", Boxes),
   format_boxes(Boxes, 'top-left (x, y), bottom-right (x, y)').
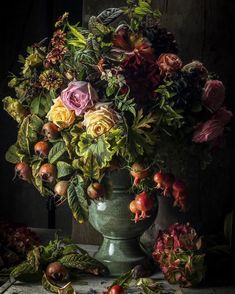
top-left (61, 81), bottom-right (98, 116)
top-left (202, 80), bottom-right (225, 112)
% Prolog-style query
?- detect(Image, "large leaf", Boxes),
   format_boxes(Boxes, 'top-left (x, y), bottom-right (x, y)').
top-left (67, 23), bottom-right (86, 48)
top-left (88, 16), bottom-right (111, 36)
top-left (67, 175), bottom-right (89, 223)
top-left (30, 95), bottom-right (52, 118)
top-left (57, 161), bottom-right (74, 179)
top-left (48, 141), bottom-right (66, 164)
top-left (42, 273), bottom-right (60, 293)
top-left (3, 96), bottom-right (28, 123)
top-left (26, 247), bottom-right (41, 271)
top-left (5, 144), bottom-right (26, 164)
top-left (97, 8), bottom-right (123, 25)
top-left (78, 133), bottom-right (114, 169)
top-left (17, 114), bottom-right (43, 155)
top-left (59, 253), bottom-right (106, 275)
top-left (10, 261), bottom-right (42, 282)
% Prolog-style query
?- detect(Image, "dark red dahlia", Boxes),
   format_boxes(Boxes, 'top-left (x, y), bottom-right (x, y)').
top-left (121, 56), bottom-right (160, 102)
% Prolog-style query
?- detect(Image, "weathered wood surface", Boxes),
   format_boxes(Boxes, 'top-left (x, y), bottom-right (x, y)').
top-left (3, 245), bottom-right (235, 294)
top-left (72, 0), bottom-right (235, 246)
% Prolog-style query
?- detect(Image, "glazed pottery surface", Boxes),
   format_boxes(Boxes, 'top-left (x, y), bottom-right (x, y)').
top-left (89, 169), bottom-right (158, 276)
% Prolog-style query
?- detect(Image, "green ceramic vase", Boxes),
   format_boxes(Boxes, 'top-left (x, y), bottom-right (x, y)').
top-left (88, 169), bottom-right (158, 276)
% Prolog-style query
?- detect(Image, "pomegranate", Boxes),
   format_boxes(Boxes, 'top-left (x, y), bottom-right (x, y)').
top-left (129, 200), bottom-right (141, 223)
top-left (153, 171), bottom-right (165, 189)
top-left (109, 285), bottom-right (125, 294)
top-left (135, 191), bottom-right (154, 221)
top-left (39, 163), bottom-right (56, 183)
top-left (172, 180), bottom-right (186, 198)
top-left (162, 173), bottom-right (175, 197)
top-left (130, 163), bottom-right (148, 186)
top-left (15, 162), bottom-right (31, 183)
top-left (42, 122), bottom-right (59, 140)
top-left (34, 141), bottom-right (49, 158)
top-left (46, 262), bottom-right (68, 281)
top-left (87, 182), bottom-right (104, 200)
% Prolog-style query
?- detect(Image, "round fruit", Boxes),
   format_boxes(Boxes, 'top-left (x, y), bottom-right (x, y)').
top-left (54, 181), bottom-right (69, 197)
top-left (34, 141), bottom-right (49, 158)
top-left (109, 285), bottom-right (125, 294)
top-left (39, 163), bottom-right (56, 183)
top-left (46, 262), bottom-right (68, 281)
top-left (130, 163), bottom-right (148, 186)
top-left (15, 162), bottom-right (31, 182)
top-left (87, 182), bottom-right (104, 199)
top-left (42, 122), bottom-right (59, 140)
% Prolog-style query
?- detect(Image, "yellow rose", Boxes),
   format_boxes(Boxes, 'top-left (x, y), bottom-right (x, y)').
top-left (47, 97), bottom-right (75, 129)
top-left (83, 104), bottom-right (119, 137)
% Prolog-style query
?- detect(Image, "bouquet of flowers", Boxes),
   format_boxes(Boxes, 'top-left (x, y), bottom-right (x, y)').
top-left (3, 0), bottom-right (232, 223)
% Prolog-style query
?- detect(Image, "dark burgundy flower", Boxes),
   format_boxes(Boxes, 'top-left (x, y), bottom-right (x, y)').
top-left (202, 80), bottom-right (225, 112)
top-left (120, 57), bottom-right (160, 102)
top-left (51, 29), bottom-right (66, 47)
top-left (112, 26), bottom-right (155, 64)
top-left (46, 46), bottom-right (67, 65)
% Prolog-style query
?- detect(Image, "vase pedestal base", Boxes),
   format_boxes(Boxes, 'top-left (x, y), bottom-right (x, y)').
top-left (94, 236), bottom-right (149, 277)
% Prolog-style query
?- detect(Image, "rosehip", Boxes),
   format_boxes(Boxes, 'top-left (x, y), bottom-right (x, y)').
top-left (109, 285), bottom-right (125, 294)
top-left (87, 182), bottom-right (104, 200)
top-left (46, 262), bottom-right (68, 281)
top-left (130, 163), bottom-right (148, 186)
top-left (162, 173), bottom-right (175, 197)
top-left (42, 122), bottom-right (59, 140)
top-left (39, 163), bottom-right (56, 183)
top-left (15, 162), bottom-right (31, 183)
top-left (135, 191), bottom-right (154, 220)
top-left (34, 141), bottom-right (49, 158)
top-left (153, 171), bottom-right (165, 189)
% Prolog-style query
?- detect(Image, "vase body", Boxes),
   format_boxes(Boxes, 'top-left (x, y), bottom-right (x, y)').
top-left (88, 169), bottom-right (158, 276)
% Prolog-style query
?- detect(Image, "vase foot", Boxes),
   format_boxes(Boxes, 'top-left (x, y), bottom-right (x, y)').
top-left (94, 236), bottom-right (149, 276)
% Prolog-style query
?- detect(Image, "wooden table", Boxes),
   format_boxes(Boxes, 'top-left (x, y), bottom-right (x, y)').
top-left (1, 229), bottom-right (235, 293)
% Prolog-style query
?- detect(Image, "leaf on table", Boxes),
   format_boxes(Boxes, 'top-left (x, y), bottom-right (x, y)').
top-left (59, 253), bottom-right (106, 275)
top-left (42, 273), bottom-right (60, 293)
top-left (27, 246), bottom-right (41, 271)
top-left (109, 270), bottom-right (133, 290)
top-left (62, 244), bottom-right (88, 256)
top-left (48, 141), bottom-right (67, 164)
top-left (10, 261), bottom-right (42, 282)
top-left (67, 175), bottom-right (89, 223)
top-left (58, 282), bottom-right (76, 294)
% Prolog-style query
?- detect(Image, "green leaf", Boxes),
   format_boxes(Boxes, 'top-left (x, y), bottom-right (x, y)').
top-left (5, 144), bottom-right (26, 164)
top-left (67, 23), bottom-right (86, 48)
top-left (59, 253), bottom-right (106, 275)
top-left (78, 133), bottom-right (114, 169)
top-left (88, 16), bottom-right (111, 36)
top-left (30, 95), bottom-right (52, 117)
top-left (97, 8), bottom-right (123, 25)
top-left (42, 273), bottom-right (60, 293)
top-left (57, 161), bottom-right (74, 179)
top-left (10, 261), bottom-right (42, 282)
top-left (110, 270), bottom-right (133, 289)
top-left (61, 131), bottom-right (73, 159)
top-left (48, 141), bottom-right (66, 164)
top-left (17, 114), bottom-right (43, 155)
top-left (67, 175), bottom-right (89, 223)
top-left (3, 96), bottom-right (28, 123)
top-left (27, 247), bottom-right (41, 271)
top-left (62, 244), bottom-right (88, 256)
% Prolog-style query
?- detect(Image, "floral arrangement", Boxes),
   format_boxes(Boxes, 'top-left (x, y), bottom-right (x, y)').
top-left (152, 223), bottom-right (205, 287)
top-left (3, 0), bottom-right (232, 224)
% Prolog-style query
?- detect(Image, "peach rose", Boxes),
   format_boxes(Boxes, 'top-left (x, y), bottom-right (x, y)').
top-left (157, 53), bottom-right (182, 76)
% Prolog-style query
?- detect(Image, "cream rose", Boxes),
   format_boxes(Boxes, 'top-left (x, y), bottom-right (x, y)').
top-left (83, 104), bottom-right (119, 137)
top-left (47, 97), bottom-right (75, 129)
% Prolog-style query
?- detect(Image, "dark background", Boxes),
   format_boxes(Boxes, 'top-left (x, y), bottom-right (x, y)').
top-left (0, 0), bottom-right (235, 240)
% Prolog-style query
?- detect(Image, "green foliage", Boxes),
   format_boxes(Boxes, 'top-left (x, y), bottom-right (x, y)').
top-left (48, 141), bottom-right (67, 164)
top-left (78, 132), bottom-right (114, 169)
top-left (97, 8), bottom-right (124, 25)
top-left (136, 278), bottom-right (163, 294)
top-left (67, 23), bottom-right (86, 48)
top-left (109, 270), bottom-right (133, 289)
top-left (67, 175), bottom-right (89, 223)
top-left (88, 16), bottom-right (111, 36)
top-left (42, 273), bottom-right (60, 293)
top-left (57, 161), bottom-right (73, 179)
top-left (114, 94), bottom-right (136, 117)
top-left (30, 95), bottom-right (52, 117)
top-left (17, 114), bottom-right (43, 155)
top-left (5, 144), bottom-right (26, 164)
top-left (10, 261), bottom-right (42, 282)
top-left (3, 96), bottom-right (28, 124)
top-left (59, 253), bottom-right (106, 275)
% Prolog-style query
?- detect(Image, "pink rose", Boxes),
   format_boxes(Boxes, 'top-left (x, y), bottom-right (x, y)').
top-left (202, 80), bottom-right (225, 112)
top-left (212, 107), bottom-right (233, 125)
top-left (61, 81), bottom-right (98, 116)
top-left (192, 120), bottom-right (224, 143)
